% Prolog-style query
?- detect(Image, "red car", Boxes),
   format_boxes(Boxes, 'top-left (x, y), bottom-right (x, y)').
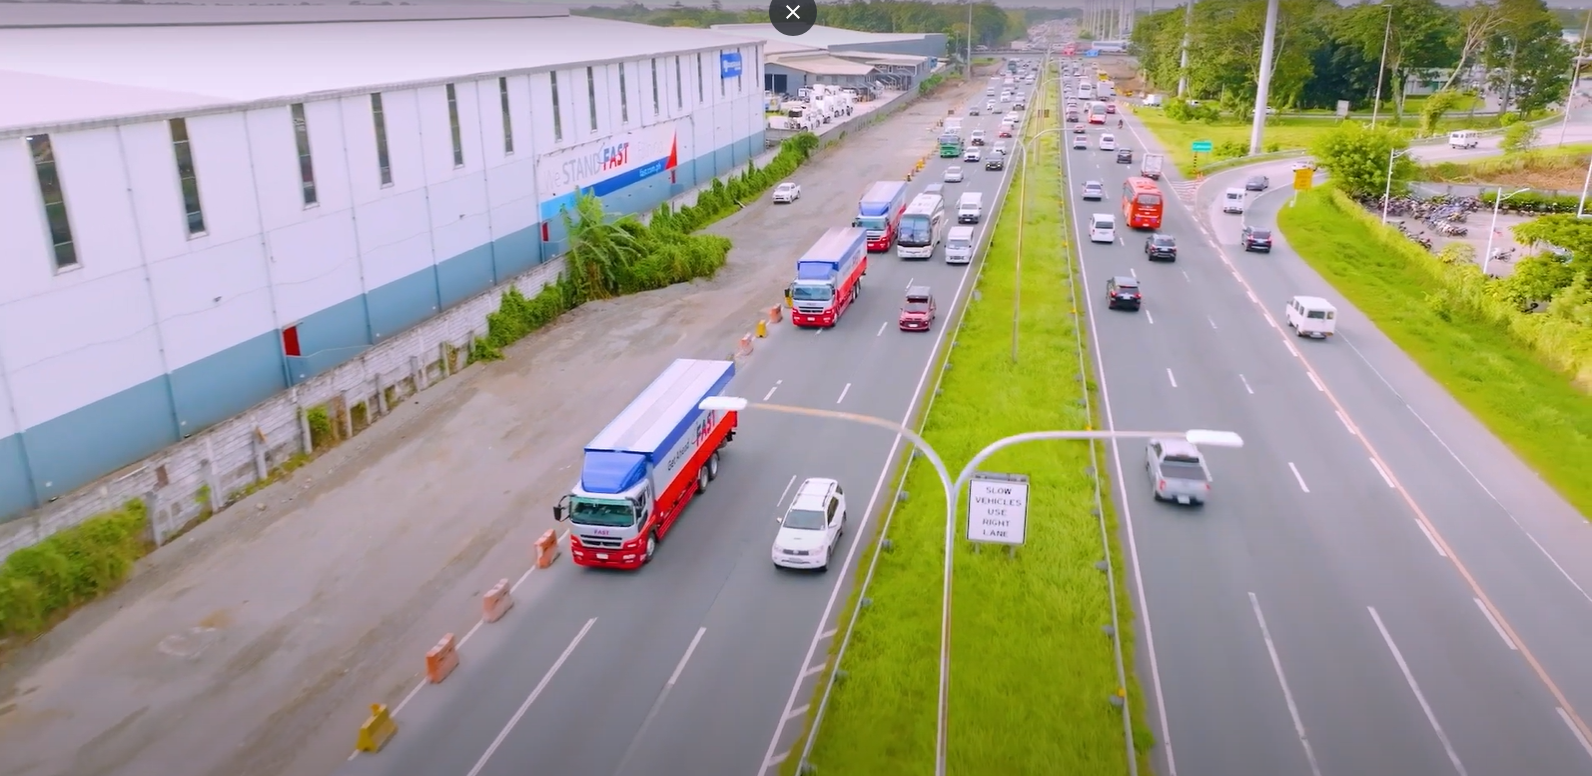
top-left (899, 286), bottom-right (936, 331)
top-left (1105, 103), bottom-right (1117, 114)
top-left (998, 128), bottom-right (1013, 138)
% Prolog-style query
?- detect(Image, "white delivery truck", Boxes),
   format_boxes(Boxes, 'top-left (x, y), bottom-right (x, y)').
top-left (554, 358), bottom-right (738, 569)
top-left (1140, 153), bottom-right (1165, 180)
top-left (1222, 188), bottom-right (1246, 214)
top-left (957, 191), bottom-right (984, 224)
top-left (945, 225), bottom-right (975, 264)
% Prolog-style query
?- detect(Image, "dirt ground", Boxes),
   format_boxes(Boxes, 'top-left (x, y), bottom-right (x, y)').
top-left (0, 73), bottom-right (991, 776)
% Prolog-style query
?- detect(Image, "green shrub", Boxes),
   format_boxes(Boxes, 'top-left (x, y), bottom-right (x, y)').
top-left (918, 72), bottom-right (958, 96)
top-left (0, 500), bottom-right (150, 639)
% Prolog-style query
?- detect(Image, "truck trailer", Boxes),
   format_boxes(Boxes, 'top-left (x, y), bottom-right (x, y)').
top-left (855, 180), bottom-right (909, 252)
top-left (554, 359), bottom-right (738, 569)
top-left (789, 227), bottom-right (868, 327)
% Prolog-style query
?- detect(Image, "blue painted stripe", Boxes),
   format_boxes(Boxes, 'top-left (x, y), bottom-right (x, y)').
top-left (0, 135), bottom-right (762, 523)
top-left (538, 154), bottom-right (674, 222)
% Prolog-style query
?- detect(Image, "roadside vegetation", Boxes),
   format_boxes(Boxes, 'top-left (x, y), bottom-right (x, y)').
top-left (1276, 187), bottom-right (1592, 518)
top-left (1421, 142), bottom-right (1592, 192)
top-left (0, 500), bottom-right (149, 642)
top-left (784, 72), bottom-right (1151, 776)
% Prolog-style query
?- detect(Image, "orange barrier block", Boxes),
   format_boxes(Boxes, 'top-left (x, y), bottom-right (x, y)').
top-left (768, 305), bottom-right (782, 323)
top-left (425, 634), bottom-right (459, 684)
top-left (535, 529), bottom-right (559, 569)
top-left (737, 334), bottom-right (754, 356)
top-left (482, 579), bottom-right (513, 623)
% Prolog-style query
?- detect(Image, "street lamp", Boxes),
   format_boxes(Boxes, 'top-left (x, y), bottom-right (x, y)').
top-left (1370, 3), bottom-right (1392, 128)
top-left (1482, 187), bottom-right (1529, 275)
top-left (1380, 148), bottom-right (1412, 223)
top-left (1578, 154), bottom-right (1592, 218)
top-left (1558, 9), bottom-right (1591, 146)
top-left (699, 396), bottom-right (1245, 776)
top-left (1247, 0), bottom-right (1281, 156)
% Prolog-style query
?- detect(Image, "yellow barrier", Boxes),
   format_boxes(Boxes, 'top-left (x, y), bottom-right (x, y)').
top-left (356, 703), bottom-right (398, 753)
top-left (755, 319), bottom-right (768, 338)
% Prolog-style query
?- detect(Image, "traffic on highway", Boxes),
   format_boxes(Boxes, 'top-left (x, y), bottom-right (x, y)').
top-left (336, 64), bottom-right (1034, 776)
top-left (1061, 60), bottom-right (1592, 776)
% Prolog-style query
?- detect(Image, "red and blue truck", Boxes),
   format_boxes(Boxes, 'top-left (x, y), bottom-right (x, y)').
top-left (855, 180), bottom-right (909, 252)
top-left (554, 358), bottom-right (737, 569)
top-left (789, 226), bottom-right (868, 327)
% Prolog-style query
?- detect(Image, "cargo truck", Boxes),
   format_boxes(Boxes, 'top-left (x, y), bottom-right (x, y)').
top-left (1140, 153), bottom-right (1165, 180)
top-left (789, 226), bottom-right (868, 327)
top-left (554, 358), bottom-right (738, 569)
top-left (855, 180), bottom-right (909, 252)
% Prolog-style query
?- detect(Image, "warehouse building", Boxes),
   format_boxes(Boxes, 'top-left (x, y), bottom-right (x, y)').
top-left (757, 39), bottom-right (933, 94)
top-left (0, 3), bottom-right (765, 521)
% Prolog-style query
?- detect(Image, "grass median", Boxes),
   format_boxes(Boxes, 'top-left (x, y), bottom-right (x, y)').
top-left (782, 70), bottom-right (1151, 776)
top-left (1277, 189), bottom-right (1592, 517)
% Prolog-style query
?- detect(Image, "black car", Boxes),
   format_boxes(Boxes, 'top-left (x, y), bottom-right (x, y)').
top-left (1145, 233), bottom-right (1178, 261)
top-left (985, 156), bottom-right (1006, 171)
top-left (1116, 148), bottom-right (1134, 164)
top-left (1107, 276), bottom-right (1142, 310)
top-left (970, 107), bottom-right (981, 116)
top-left (1245, 175), bottom-right (1270, 192)
top-left (1015, 102), bottom-right (1027, 110)
top-left (1241, 225), bottom-right (1273, 252)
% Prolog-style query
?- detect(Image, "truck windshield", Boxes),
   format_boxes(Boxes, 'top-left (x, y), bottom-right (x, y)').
top-left (855, 216), bottom-right (887, 232)
top-left (791, 284), bottom-right (833, 302)
top-left (899, 215), bottom-right (933, 246)
top-left (784, 508), bottom-right (826, 530)
top-left (569, 497), bottom-right (636, 527)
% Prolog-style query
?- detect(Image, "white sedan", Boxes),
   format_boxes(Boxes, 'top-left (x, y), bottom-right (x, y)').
top-left (1098, 133), bottom-right (1117, 151)
top-left (772, 182), bottom-right (801, 203)
top-left (943, 166), bottom-right (965, 183)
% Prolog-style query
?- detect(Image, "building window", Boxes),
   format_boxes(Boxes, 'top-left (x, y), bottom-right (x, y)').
top-left (650, 58), bottom-right (661, 114)
top-left (675, 56), bottom-right (683, 108)
top-left (551, 71), bottom-right (564, 141)
top-left (26, 134), bottom-right (77, 270)
top-left (445, 83), bottom-right (464, 167)
top-left (586, 66), bottom-right (599, 133)
top-left (697, 53), bottom-right (705, 102)
top-left (371, 93), bottom-right (393, 186)
top-left (619, 63), bottom-right (630, 125)
top-left (499, 77), bottom-right (515, 154)
top-left (289, 103), bottom-right (317, 207)
top-left (169, 118), bottom-right (206, 236)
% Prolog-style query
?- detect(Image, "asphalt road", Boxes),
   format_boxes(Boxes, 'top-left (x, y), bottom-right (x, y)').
top-left (337, 67), bottom-right (1038, 776)
top-left (1064, 93), bottom-right (1592, 776)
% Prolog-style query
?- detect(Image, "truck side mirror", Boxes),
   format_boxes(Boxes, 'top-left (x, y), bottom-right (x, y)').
top-left (553, 505), bottom-right (565, 522)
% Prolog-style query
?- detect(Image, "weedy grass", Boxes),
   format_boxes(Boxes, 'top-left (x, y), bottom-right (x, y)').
top-left (1129, 110), bottom-right (1340, 174)
top-left (1421, 144), bottom-right (1592, 192)
top-left (1277, 190), bottom-right (1592, 518)
top-left (784, 71), bottom-right (1150, 776)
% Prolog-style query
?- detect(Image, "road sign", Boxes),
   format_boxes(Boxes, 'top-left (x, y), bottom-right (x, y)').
top-left (966, 472), bottom-right (1030, 546)
top-left (1191, 140), bottom-right (1213, 153)
top-left (1293, 167), bottom-right (1315, 190)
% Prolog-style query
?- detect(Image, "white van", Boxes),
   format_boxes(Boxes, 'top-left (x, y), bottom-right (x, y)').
top-left (897, 193), bottom-right (947, 259)
top-left (945, 225), bottom-right (976, 264)
top-left (1089, 213), bottom-right (1116, 244)
top-left (957, 191), bottom-right (984, 224)
top-left (1222, 188), bottom-right (1246, 214)
top-left (1448, 130), bottom-right (1479, 149)
top-left (1284, 295), bottom-right (1337, 338)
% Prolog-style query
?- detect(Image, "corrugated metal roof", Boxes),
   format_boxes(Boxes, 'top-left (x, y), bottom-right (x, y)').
top-left (0, 11), bottom-right (762, 135)
top-left (711, 23), bottom-right (930, 49)
top-left (0, 2), bottom-right (567, 28)
top-left (767, 53), bottom-right (876, 77)
top-left (831, 51), bottom-right (927, 66)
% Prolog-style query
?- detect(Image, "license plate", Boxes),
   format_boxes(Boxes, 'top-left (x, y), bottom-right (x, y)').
top-left (596, 553), bottom-right (610, 560)
top-left (1177, 496), bottom-right (1190, 505)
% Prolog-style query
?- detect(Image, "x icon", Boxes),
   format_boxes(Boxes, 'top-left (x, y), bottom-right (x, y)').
top-left (785, 5), bottom-right (801, 18)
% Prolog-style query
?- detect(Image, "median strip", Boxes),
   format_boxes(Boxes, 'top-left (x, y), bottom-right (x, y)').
top-left (782, 67), bottom-right (1150, 776)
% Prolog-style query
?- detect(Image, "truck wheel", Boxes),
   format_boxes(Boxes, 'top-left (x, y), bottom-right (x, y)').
top-left (707, 451), bottom-right (721, 481)
top-left (644, 531), bottom-right (658, 563)
top-left (697, 465), bottom-right (711, 493)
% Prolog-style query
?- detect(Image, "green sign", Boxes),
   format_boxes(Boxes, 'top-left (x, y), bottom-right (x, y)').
top-left (1191, 140), bottom-right (1213, 153)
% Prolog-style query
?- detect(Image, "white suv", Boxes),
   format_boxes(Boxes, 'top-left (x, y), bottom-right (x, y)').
top-left (772, 478), bottom-right (847, 571)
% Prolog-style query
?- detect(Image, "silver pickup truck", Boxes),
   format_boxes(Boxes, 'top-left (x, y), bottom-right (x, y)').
top-left (1146, 438), bottom-right (1212, 505)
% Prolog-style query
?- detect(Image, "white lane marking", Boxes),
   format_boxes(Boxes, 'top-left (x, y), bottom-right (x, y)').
top-left (1130, 267), bottom-right (1137, 278)
top-left (876, 320), bottom-right (888, 337)
top-left (1118, 236), bottom-right (1125, 246)
top-left (785, 704), bottom-right (809, 720)
top-left (1246, 289), bottom-right (1260, 305)
top-left (801, 662), bottom-right (825, 679)
top-left (1266, 316), bottom-right (1278, 330)
top-left (814, 327), bottom-right (823, 337)
top-left (508, 530), bottom-right (569, 596)
top-left (906, 277), bottom-right (914, 288)
top-left (1284, 340), bottom-right (1300, 359)
top-left (1370, 458), bottom-right (1397, 488)
top-left (1239, 374), bottom-right (1254, 394)
top-left (1368, 606), bottom-right (1470, 776)
top-left (1526, 533), bottom-right (1592, 606)
top-left (1306, 372), bottom-right (1325, 392)
top-left (1558, 707), bottom-right (1592, 760)
top-left (1166, 368), bottom-right (1178, 388)
top-left (764, 752), bottom-right (788, 770)
top-left (1288, 462), bottom-right (1310, 493)
top-left (820, 628), bottom-right (837, 639)
top-left (612, 626), bottom-right (708, 774)
top-left (466, 618), bottom-right (598, 776)
top-left (764, 382), bottom-right (781, 401)
top-left (669, 626), bottom-right (708, 684)
top-left (836, 382), bottom-right (851, 404)
top-left (1249, 593), bottom-right (1325, 776)
top-left (1473, 598), bottom-right (1519, 651)
top-left (1207, 316), bottom-right (1217, 329)
top-left (1145, 310), bottom-right (1155, 325)
top-left (1336, 410), bottom-right (1358, 436)
top-left (776, 474), bottom-right (797, 506)
top-left (1182, 270), bottom-right (1192, 282)
top-left (1416, 520), bottom-right (1449, 557)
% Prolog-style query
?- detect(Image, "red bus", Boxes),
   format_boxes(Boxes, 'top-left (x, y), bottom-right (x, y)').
top-left (1121, 177), bottom-right (1164, 229)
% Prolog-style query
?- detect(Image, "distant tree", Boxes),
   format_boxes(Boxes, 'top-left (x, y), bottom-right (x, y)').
top-left (1441, 1), bottom-right (1508, 92)
top-left (1310, 123), bottom-right (1416, 197)
top-left (1486, 0), bottom-right (1574, 115)
top-left (1334, 0), bottom-right (1459, 119)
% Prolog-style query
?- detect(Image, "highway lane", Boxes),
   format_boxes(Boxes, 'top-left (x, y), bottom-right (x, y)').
top-left (1064, 104), bottom-right (1592, 776)
top-left (337, 72), bottom-right (1032, 776)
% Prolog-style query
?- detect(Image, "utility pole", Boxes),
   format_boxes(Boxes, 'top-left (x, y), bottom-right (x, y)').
top-left (1559, 9), bottom-right (1591, 145)
top-left (1370, 3), bottom-right (1391, 127)
top-left (965, 0), bottom-right (973, 80)
top-left (1248, 0), bottom-right (1280, 155)
top-left (1176, 0), bottom-right (1195, 97)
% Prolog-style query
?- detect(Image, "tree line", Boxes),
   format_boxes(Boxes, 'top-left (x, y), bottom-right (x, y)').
top-left (1130, 0), bottom-right (1580, 118)
top-left (573, 0), bottom-right (1028, 56)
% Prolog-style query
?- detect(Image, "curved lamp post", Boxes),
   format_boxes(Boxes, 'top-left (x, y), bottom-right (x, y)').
top-left (1482, 187), bottom-right (1529, 275)
top-left (699, 396), bottom-right (1243, 776)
